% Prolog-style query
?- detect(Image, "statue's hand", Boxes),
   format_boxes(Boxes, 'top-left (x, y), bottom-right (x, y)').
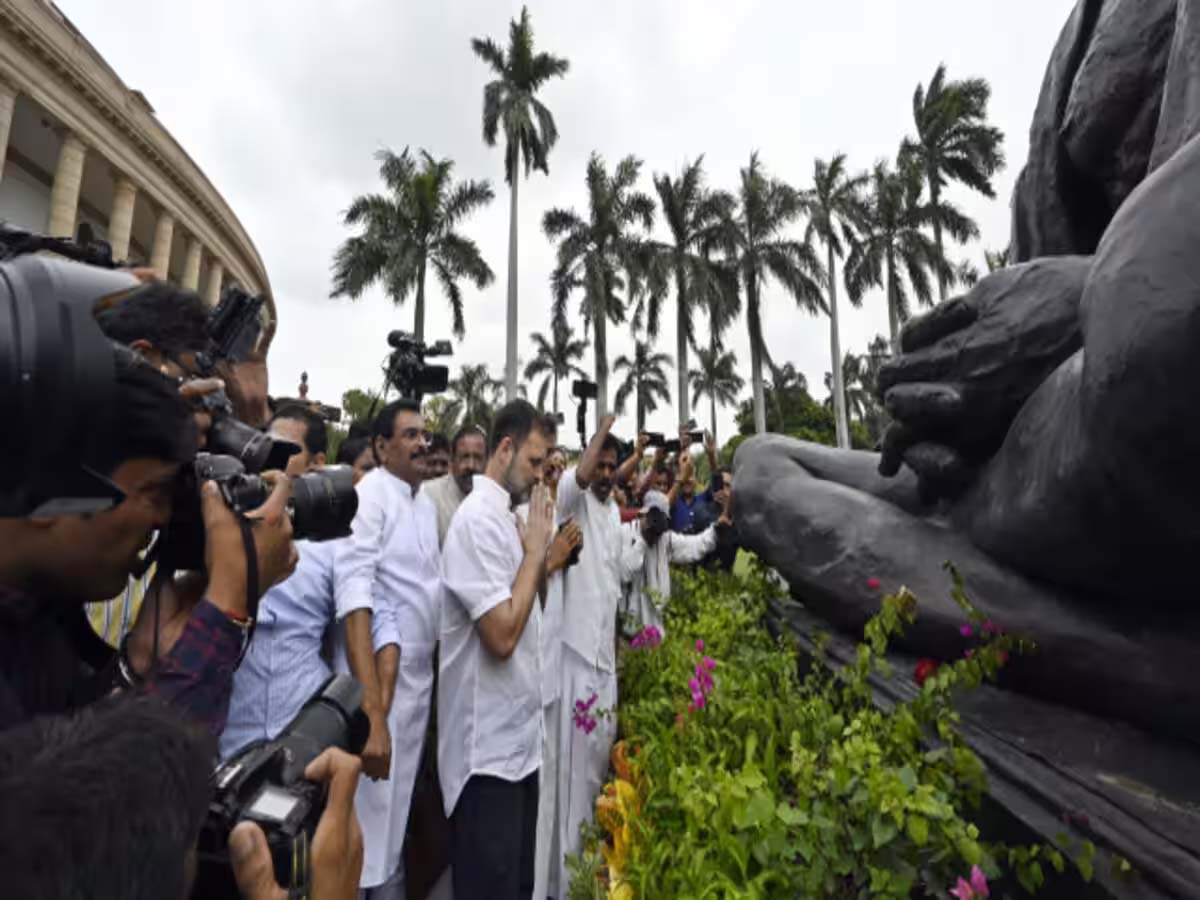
top-left (878, 257), bottom-right (1089, 500)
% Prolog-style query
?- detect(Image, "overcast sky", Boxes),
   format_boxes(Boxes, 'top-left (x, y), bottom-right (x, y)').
top-left (61, 0), bottom-right (1075, 443)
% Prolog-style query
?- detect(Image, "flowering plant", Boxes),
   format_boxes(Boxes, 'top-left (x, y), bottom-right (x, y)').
top-left (569, 563), bottom-right (1095, 899)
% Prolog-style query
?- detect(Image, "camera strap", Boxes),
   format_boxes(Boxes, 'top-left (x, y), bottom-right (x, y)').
top-left (235, 515), bottom-right (260, 666)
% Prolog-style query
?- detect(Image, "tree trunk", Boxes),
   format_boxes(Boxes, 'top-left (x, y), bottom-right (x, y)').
top-left (748, 279), bottom-right (766, 434)
top-left (504, 174), bottom-right (520, 401)
top-left (637, 381), bottom-right (645, 433)
top-left (710, 393), bottom-right (718, 445)
top-left (931, 177), bottom-right (947, 304)
top-left (552, 372), bottom-right (559, 415)
top-left (887, 249), bottom-right (901, 352)
top-left (595, 313), bottom-right (609, 426)
top-left (414, 254), bottom-right (427, 343)
top-left (827, 243), bottom-right (849, 449)
top-left (675, 263), bottom-right (688, 426)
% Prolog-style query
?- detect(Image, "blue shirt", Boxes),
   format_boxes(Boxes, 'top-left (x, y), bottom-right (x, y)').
top-left (219, 540), bottom-right (336, 759)
top-left (671, 493), bottom-right (703, 533)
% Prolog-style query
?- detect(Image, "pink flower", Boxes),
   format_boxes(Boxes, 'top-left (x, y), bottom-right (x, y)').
top-left (867, 577), bottom-right (881, 590)
top-left (688, 677), bottom-right (700, 693)
top-left (982, 620), bottom-right (998, 636)
top-left (949, 868), bottom-right (988, 900)
top-left (694, 693), bottom-right (706, 710)
top-left (687, 701), bottom-right (696, 714)
top-left (574, 699), bottom-right (585, 713)
top-left (703, 656), bottom-right (716, 672)
top-left (584, 693), bottom-right (598, 710)
top-left (695, 639), bottom-right (705, 652)
top-left (960, 623), bottom-right (973, 638)
top-left (964, 649), bottom-right (974, 659)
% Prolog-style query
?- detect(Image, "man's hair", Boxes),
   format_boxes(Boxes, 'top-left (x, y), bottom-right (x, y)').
top-left (451, 424), bottom-right (487, 456)
top-left (427, 432), bottom-right (450, 456)
top-left (94, 281), bottom-right (211, 356)
top-left (101, 354), bottom-right (198, 476)
top-left (271, 403), bottom-right (328, 456)
top-left (0, 697), bottom-right (214, 900)
top-left (336, 435), bottom-right (371, 466)
top-left (372, 399), bottom-right (421, 442)
top-left (598, 434), bottom-right (621, 457)
top-left (489, 400), bottom-right (555, 456)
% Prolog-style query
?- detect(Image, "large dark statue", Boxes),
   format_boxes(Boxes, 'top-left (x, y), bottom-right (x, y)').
top-left (736, 0), bottom-right (1200, 744)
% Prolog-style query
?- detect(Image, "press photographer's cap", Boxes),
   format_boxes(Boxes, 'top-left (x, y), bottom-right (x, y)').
top-left (641, 490), bottom-right (669, 515)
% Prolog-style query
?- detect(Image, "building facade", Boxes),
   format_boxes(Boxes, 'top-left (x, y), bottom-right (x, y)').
top-left (0, 0), bottom-right (271, 312)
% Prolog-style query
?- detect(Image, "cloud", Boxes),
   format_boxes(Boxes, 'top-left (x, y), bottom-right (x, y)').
top-left (59, 0), bottom-right (1077, 441)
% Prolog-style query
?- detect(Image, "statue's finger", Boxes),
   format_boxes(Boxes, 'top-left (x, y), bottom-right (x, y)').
top-left (903, 442), bottom-right (973, 502)
top-left (883, 382), bottom-right (964, 430)
top-left (878, 422), bottom-right (917, 477)
top-left (899, 296), bottom-right (978, 353)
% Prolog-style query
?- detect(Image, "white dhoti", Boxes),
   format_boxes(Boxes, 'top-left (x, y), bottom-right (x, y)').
top-left (556, 647), bottom-right (618, 895)
top-left (353, 641), bottom-right (435, 890)
top-left (534, 697), bottom-right (561, 899)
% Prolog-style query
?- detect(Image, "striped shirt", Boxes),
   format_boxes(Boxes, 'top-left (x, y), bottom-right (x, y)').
top-left (86, 565), bottom-right (156, 647)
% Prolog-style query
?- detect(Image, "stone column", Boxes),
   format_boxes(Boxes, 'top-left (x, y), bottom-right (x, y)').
top-left (182, 235), bottom-right (202, 290)
top-left (107, 176), bottom-right (137, 262)
top-left (46, 132), bottom-right (87, 238)
top-left (205, 259), bottom-right (223, 306)
top-left (0, 81), bottom-right (17, 186)
top-left (150, 210), bottom-right (174, 279)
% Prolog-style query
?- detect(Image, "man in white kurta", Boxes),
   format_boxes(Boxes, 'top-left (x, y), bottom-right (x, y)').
top-left (619, 490), bottom-right (721, 635)
top-left (555, 415), bottom-right (623, 893)
top-left (439, 400), bottom-right (557, 900)
top-left (335, 399), bottom-right (442, 898)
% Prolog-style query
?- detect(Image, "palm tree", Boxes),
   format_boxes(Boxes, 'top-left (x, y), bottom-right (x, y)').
top-left (331, 147), bottom-right (494, 341)
top-left (904, 64), bottom-right (1005, 302)
top-left (613, 339), bottom-right (673, 433)
top-left (985, 245), bottom-right (1010, 272)
top-left (523, 319), bottom-right (587, 413)
top-left (823, 352), bottom-right (871, 422)
top-left (689, 345), bottom-right (743, 443)
top-left (844, 157), bottom-right (960, 349)
top-left (645, 157), bottom-right (739, 424)
top-left (448, 363), bottom-right (503, 432)
top-left (422, 395), bottom-right (462, 436)
top-left (725, 152), bottom-right (826, 434)
top-left (801, 154), bottom-right (869, 449)
top-left (472, 6), bottom-right (570, 401)
top-left (544, 153), bottom-right (656, 422)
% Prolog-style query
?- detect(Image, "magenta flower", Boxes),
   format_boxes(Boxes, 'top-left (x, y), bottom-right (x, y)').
top-left (695, 639), bottom-right (704, 652)
top-left (949, 865), bottom-right (990, 899)
top-left (703, 656), bottom-right (716, 672)
top-left (584, 693), bottom-right (598, 710)
top-left (960, 623), bottom-right (973, 638)
top-left (982, 620), bottom-right (998, 636)
top-left (688, 677), bottom-right (700, 693)
top-left (867, 577), bottom-right (881, 590)
top-left (694, 692), bottom-right (706, 710)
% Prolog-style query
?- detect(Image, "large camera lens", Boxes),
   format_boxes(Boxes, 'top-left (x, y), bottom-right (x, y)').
top-left (290, 465), bottom-right (358, 541)
top-left (276, 674), bottom-right (369, 783)
top-left (208, 416), bottom-right (300, 473)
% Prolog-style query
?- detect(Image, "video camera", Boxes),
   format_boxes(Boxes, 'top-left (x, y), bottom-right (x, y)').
top-left (385, 330), bottom-right (452, 402)
top-left (193, 674), bottom-right (369, 899)
top-left (572, 378), bottom-right (598, 450)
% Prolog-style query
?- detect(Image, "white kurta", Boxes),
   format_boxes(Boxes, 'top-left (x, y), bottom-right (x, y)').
top-left (333, 467), bottom-right (442, 890)
top-left (619, 524), bottom-right (718, 633)
top-left (555, 469), bottom-right (624, 893)
top-left (438, 475), bottom-right (543, 818)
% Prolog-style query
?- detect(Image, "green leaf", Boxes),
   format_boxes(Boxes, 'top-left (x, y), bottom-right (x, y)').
top-left (906, 814), bottom-right (929, 846)
top-left (872, 816), bottom-right (899, 849)
top-left (776, 803), bottom-right (808, 826)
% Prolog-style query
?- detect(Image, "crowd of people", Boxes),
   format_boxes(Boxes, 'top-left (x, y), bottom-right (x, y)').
top-left (0, 255), bottom-right (739, 900)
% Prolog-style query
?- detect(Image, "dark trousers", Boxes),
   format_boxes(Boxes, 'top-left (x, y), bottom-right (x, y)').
top-left (450, 771), bottom-right (539, 900)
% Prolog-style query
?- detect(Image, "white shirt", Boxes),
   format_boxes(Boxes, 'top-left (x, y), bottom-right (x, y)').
top-left (619, 524), bottom-right (717, 633)
top-left (557, 467), bottom-right (623, 672)
top-left (423, 474), bottom-right (468, 547)
top-left (334, 467), bottom-right (441, 653)
top-left (517, 501), bottom-right (564, 707)
top-left (438, 474), bottom-right (543, 816)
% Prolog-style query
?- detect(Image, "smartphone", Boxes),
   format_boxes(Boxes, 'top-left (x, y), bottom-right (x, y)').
top-left (663, 439), bottom-right (682, 454)
top-left (644, 432), bottom-right (665, 448)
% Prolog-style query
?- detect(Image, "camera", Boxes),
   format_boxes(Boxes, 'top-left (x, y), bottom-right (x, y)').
top-left (572, 379), bottom-right (598, 400)
top-left (0, 250), bottom-right (143, 517)
top-left (156, 454), bottom-right (359, 573)
top-left (193, 675), bottom-right (370, 899)
top-left (663, 439), bottom-right (682, 454)
top-left (644, 432), bottom-right (665, 448)
top-left (385, 330), bottom-right (452, 401)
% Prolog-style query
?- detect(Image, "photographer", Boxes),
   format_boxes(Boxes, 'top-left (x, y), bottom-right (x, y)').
top-left (0, 353), bottom-right (292, 734)
top-left (334, 399), bottom-right (442, 896)
top-left (619, 490), bottom-right (732, 634)
top-left (336, 436), bottom-right (377, 484)
top-left (0, 696), bottom-right (363, 900)
top-left (219, 405), bottom-right (337, 759)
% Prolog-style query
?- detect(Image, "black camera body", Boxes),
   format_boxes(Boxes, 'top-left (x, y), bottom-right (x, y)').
top-left (386, 330), bottom-right (451, 401)
top-left (194, 675), bottom-right (369, 899)
top-left (572, 379), bottom-right (598, 400)
top-left (157, 454), bottom-right (358, 572)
